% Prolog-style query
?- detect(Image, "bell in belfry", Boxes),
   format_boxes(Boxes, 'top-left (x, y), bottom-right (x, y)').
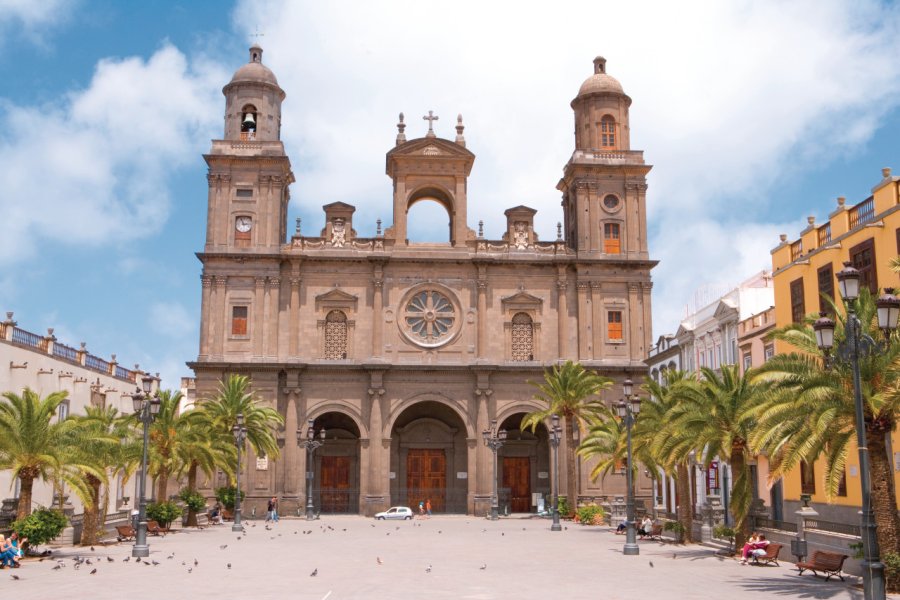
top-left (242, 112), bottom-right (256, 130)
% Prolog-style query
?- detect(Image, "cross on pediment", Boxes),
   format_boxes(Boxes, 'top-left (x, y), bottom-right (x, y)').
top-left (423, 110), bottom-right (439, 137)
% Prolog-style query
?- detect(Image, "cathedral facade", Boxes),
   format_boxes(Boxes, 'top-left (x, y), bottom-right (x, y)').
top-left (189, 46), bottom-right (656, 516)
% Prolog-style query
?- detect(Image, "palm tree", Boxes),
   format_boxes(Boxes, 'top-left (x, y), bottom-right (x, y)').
top-left (145, 390), bottom-right (197, 502)
top-left (202, 374), bottom-right (284, 469)
top-left (174, 406), bottom-right (234, 526)
top-left (667, 365), bottom-right (767, 553)
top-left (521, 361), bottom-right (612, 515)
top-left (753, 289), bottom-right (900, 555)
top-left (69, 406), bottom-right (133, 546)
top-left (0, 389), bottom-right (101, 519)
top-left (639, 370), bottom-right (698, 543)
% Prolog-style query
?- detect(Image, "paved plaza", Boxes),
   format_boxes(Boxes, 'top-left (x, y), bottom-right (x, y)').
top-left (5, 516), bottom-right (881, 599)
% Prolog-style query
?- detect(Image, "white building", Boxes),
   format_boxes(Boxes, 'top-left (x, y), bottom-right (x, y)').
top-left (0, 311), bottom-right (154, 524)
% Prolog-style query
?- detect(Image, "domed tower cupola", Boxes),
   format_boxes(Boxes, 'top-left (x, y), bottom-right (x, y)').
top-left (571, 56), bottom-right (632, 152)
top-left (222, 44), bottom-right (286, 142)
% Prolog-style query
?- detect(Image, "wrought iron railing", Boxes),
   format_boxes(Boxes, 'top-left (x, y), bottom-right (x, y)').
top-left (84, 354), bottom-right (110, 374)
top-left (805, 518), bottom-right (860, 537)
top-left (750, 515), bottom-right (798, 533)
top-left (817, 224), bottom-right (832, 246)
top-left (115, 365), bottom-right (131, 380)
top-left (849, 197), bottom-right (875, 228)
top-left (10, 327), bottom-right (42, 348)
top-left (53, 343), bottom-right (78, 362)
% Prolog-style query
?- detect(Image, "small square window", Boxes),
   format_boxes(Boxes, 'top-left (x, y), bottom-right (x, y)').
top-left (608, 311), bottom-right (623, 341)
top-left (231, 306), bottom-right (248, 336)
top-left (236, 189), bottom-right (253, 198)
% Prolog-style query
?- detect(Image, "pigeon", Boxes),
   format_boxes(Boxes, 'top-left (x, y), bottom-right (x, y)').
top-left (135, 557), bottom-right (141, 563)
top-left (480, 564), bottom-right (487, 570)
top-left (342, 528), bottom-right (347, 532)
top-left (438, 530), bottom-right (442, 534)
top-left (167, 555), bottom-right (174, 560)
top-left (237, 537), bottom-right (241, 540)
top-left (672, 553), bottom-right (677, 560)
top-left (649, 561), bottom-right (654, 568)
top-left (194, 559), bottom-right (199, 566)
top-left (11, 574), bottom-right (20, 580)
top-left (501, 533), bottom-right (505, 536)
top-left (52, 565), bottom-right (62, 570)
top-left (107, 557), bottom-right (114, 563)
top-left (89, 569), bottom-right (97, 575)
top-left (90, 546), bottom-right (95, 552)
top-left (425, 565), bottom-right (432, 573)
top-left (310, 568), bottom-right (317, 577)
top-left (188, 567), bottom-right (193, 574)
top-left (182, 561), bottom-right (186, 566)
top-left (152, 560), bottom-right (160, 566)
top-left (227, 563), bottom-right (232, 569)
top-left (376, 557), bottom-right (383, 565)
top-left (73, 564), bottom-right (80, 571)
top-left (219, 545), bottom-right (228, 550)
top-left (86, 559), bottom-right (92, 565)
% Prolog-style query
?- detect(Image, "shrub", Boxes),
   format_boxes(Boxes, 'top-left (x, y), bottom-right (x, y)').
top-left (179, 489), bottom-right (207, 513)
top-left (215, 486), bottom-right (245, 510)
top-left (883, 552), bottom-right (900, 593)
top-left (713, 525), bottom-right (735, 541)
top-left (557, 496), bottom-right (570, 517)
top-left (664, 520), bottom-right (686, 542)
top-left (12, 508), bottom-right (67, 549)
top-left (576, 503), bottom-right (606, 525)
top-left (146, 501), bottom-right (181, 528)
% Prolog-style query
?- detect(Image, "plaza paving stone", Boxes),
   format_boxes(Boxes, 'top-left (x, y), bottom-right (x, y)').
top-left (7, 515), bottom-right (883, 599)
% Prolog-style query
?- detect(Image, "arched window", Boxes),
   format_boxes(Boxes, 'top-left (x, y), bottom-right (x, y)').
top-left (604, 222), bottom-right (621, 254)
top-left (600, 115), bottom-right (616, 149)
top-left (324, 310), bottom-right (348, 359)
top-left (511, 312), bottom-right (534, 361)
top-left (241, 104), bottom-right (258, 140)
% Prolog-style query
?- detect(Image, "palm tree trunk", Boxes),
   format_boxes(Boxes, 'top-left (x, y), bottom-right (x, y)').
top-left (185, 462), bottom-right (199, 527)
top-left (868, 427), bottom-right (900, 554)
top-left (81, 476), bottom-right (102, 546)
top-left (729, 446), bottom-right (750, 554)
top-left (676, 463), bottom-right (693, 543)
top-left (17, 471), bottom-right (37, 520)
top-left (156, 468), bottom-right (169, 503)
top-left (565, 415), bottom-right (578, 516)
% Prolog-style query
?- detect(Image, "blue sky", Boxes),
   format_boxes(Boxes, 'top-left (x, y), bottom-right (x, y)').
top-left (1, 0), bottom-right (899, 389)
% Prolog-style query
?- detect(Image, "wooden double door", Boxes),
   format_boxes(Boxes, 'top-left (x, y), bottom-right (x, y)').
top-left (407, 449), bottom-right (446, 512)
top-left (503, 457), bottom-right (531, 513)
top-left (320, 456), bottom-right (352, 513)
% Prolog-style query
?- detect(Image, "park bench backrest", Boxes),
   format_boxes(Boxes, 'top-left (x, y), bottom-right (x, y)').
top-left (809, 551), bottom-right (846, 570)
top-left (763, 543), bottom-right (782, 558)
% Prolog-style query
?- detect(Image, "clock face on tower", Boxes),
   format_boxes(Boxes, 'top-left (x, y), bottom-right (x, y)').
top-left (235, 216), bottom-right (252, 233)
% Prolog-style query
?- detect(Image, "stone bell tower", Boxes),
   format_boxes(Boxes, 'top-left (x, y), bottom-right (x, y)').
top-left (203, 44), bottom-right (294, 253)
top-left (558, 57), bottom-right (651, 260)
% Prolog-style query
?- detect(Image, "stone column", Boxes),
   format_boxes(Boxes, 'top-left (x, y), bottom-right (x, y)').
top-left (556, 275), bottom-right (568, 360)
top-left (372, 270), bottom-right (384, 358)
top-left (289, 277), bottom-right (301, 358)
top-left (628, 283), bottom-right (640, 360)
top-left (576, 281), bottom-right (590, 360)
top-left (591, 281), bottom-right (603, 360)
top-left (199, 275), bottom-right (212, 359)
top-left (267, 277), bottom-right (281, 359)
top-left (254, 277), bottom-right (266, 359)
top-left (363, 386), bottom-right (387, 515)
top-left (641, 282), bottom-right (653, 358)
top-left (474, 387), bottom-right (492, 516)
top-left (282, 390), bottom-right (301, 499)
top-left (476, 275), bottom-right (487, 359)
top-left (213, 276), bottom-right (228, 358)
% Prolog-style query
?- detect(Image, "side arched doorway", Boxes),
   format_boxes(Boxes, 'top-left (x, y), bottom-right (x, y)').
top-left (497, 413), bottom-right (550, 514)
top-left (390, 401), bottom-right (468, 513)
top-left (311, 412), bottom-right (360, 515)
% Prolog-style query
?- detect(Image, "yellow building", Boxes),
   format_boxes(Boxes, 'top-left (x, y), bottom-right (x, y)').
top-left (770, 167), bottom-right (900, 522)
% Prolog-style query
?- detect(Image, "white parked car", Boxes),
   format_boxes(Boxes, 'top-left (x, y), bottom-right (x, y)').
top-left (374, 506), bottom-right (413, 520)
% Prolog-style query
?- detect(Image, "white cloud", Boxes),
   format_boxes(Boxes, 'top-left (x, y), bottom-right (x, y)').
top-left (233, 0), bottom-right (900, 335)
top-left (0, 44), bottom-right (226, 265)
top-left (0, 0), bottom-right (75, 43)
top-left (149, 301), bottom-right (195, 340)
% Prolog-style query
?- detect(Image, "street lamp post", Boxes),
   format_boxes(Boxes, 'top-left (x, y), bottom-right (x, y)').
top-left (616, 379), bottom-right (642, 556)
top-left (131, 375), bottom-right (160, 558)
top-left (482, 419), bottom-right (507, 521)
top-left (549, 414), bottom-right (563, 532)
top-left (297, 419), bottom-right (326, 521)
top-left (812, 262), bottom-right (899, 600)
top-left (231, 413), bottom-right (248, 533)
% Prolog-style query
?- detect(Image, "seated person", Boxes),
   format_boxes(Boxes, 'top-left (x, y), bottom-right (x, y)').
top-left (9, 532), bottom-right (25, 559)
top-left (740, 533), bottom-right (770, 564)
top-left (615, 521), bottom-right (628, 534)
top-left (638, 516), bottom-right (654, 537)
top-left (210, 504), bottom-right (223, 525)
top-left (0, 534), bottom-right (19, 568)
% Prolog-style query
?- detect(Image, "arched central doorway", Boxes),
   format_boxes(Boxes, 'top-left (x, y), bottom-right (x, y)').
top-left (497, 413), bottom-right (550, 514)
top-left (311, 412), bottom-right (360, 514)
top-left (390, 401), bottom-right (468, 513)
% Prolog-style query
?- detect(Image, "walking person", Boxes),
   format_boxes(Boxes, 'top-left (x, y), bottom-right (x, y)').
top-left (267, 496), bottom-right (278, 523)
top-left (426, 498), bottom-right (432, 517)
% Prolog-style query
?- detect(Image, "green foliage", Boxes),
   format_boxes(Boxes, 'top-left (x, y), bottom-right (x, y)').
top-left (849, 542), bottom-right (864, 560)
top-left (215, 486), bottom-right (245, 510)
top-left (575, 503), bottom-right (606, 525)
top-left (557, 496), bottom-right (569, 517)
top-left (713, 525), bottom-right (736, 540)
top-left (146, 501), bottom-right (181, 528)
top-left (883, 552), bottom-right (900, 592)
top-left (179, 488), bottom-right (207, 513)
top-left (663, 520), bottom-right (686, 534)
top-left (205, 375), bottom-right (285, 463)
top-left (12, 508), bottom-right (67, 547)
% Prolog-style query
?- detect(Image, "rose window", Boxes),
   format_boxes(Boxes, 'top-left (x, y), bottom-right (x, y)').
top-left (403, 290), bottom-right (456, 347)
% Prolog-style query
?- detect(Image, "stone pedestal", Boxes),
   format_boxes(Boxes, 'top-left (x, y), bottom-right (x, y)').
top-left (610, 495), bottom-right (626, 527)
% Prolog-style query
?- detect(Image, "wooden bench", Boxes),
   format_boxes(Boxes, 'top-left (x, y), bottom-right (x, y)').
top-left (146, 520), bottom-right (167, 537)
top-left (115, 524), bottom-right (135, 542)
top-left (639, 523), bottom-right (664, 541)
top-left (796, 550), bottom-right (848, 581)
top-left (750, 542), bottom-right (783, 567)
top-left (222, 508), bottom-right (234, 522)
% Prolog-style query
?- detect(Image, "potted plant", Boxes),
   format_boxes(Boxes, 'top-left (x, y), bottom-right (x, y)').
top-left (179, 488), bottom-right (207, 527)
top-left (664, 520), bottom-right (686, 544)
top-left (146, 501), bottom-right (181, 530)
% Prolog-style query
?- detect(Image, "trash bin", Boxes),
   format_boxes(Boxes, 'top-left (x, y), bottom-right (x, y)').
top-left (790, 538), bottom-right (807, 562)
